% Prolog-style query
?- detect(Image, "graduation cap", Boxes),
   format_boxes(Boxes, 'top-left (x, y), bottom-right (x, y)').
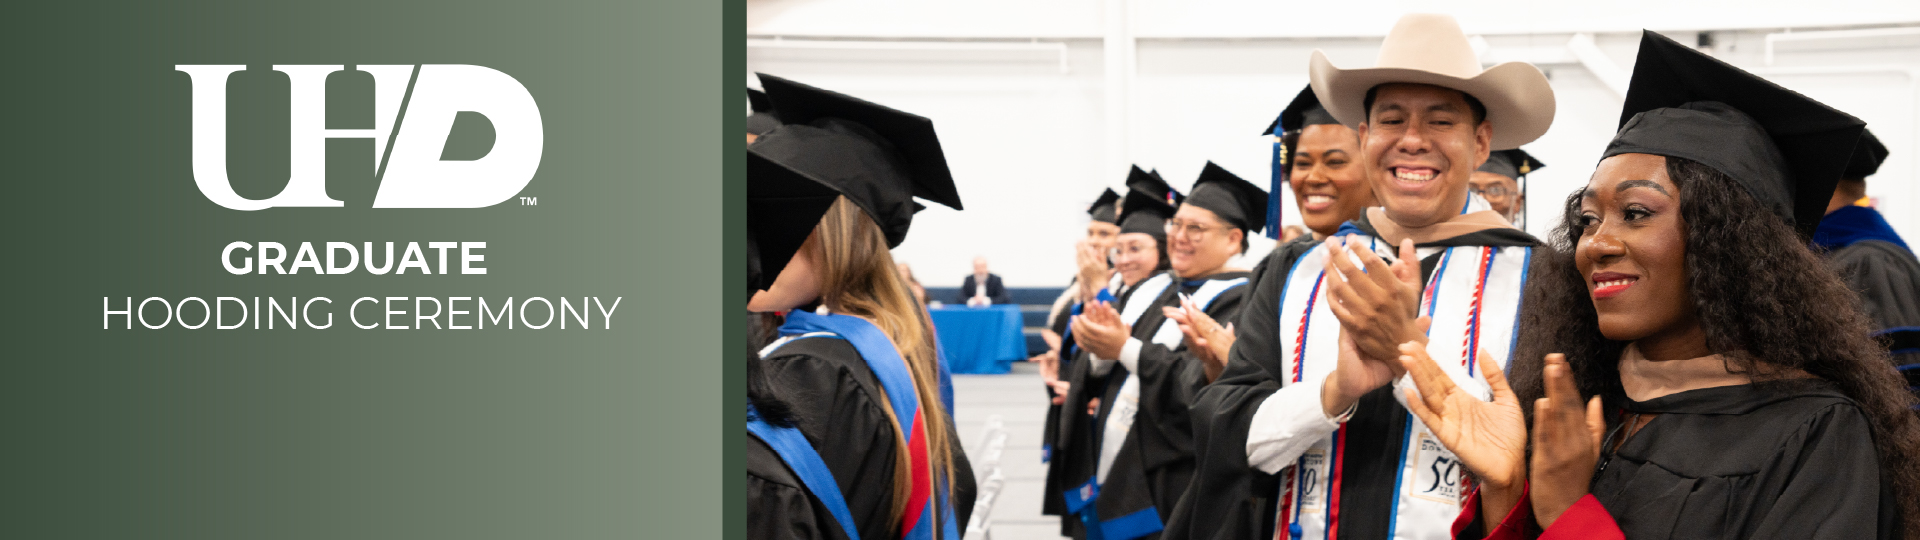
top-left (1125, 165), bottom-right (1183, 207)
top-left (748, 73), bottom-right (964, 249)
top-left (1478, 148), bottom-right (1544, 181)
top-left (1117, 189), bottom-right (1177, 244)
top-left (1087, 188), bottom-right (1121, 223)
top-left (1602, 30), bottom-right (1865, 239)
top-left (1846, 128), bottom-right (1889, 180)
top-left (1264, 85), bottom-right (1343, 136)
top-left (1186, 161), bottom-right (1270, 234)
top-left (746, 158), bottom-right (839, 291)
top-left (746, 88), bottom-right (781, 136)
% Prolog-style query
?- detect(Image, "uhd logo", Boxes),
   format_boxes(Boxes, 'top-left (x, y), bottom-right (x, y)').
top-left (177, 65), bottom-right (543, 210)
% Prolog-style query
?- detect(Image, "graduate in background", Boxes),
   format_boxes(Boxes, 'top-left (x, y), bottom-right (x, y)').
top-left (1169, 14), bottom-right (1557, 540)
top-left (1046, 187), bottom-right (1179, 539)
top-left (1269, 85), bottom-right (1377, 243)
top-left (746, 73), bottom-right (976, 540)
top-left (1469, 149), bottom-right (1543, 229)
top-left (1045, 168), bottom-right (1183, 409)
top-left (1037, 187), bottom-right (1125, 465)
top-left (1062, 162), bottom-right (1267, 540)
top-left (1815, 129), bottom-right (1920, 388)
top-left (1406, 30), bottom-right (1920, 540)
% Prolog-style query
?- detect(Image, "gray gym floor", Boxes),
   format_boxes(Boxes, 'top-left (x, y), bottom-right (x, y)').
top-left (953, 361), bottom-right (1058, 540)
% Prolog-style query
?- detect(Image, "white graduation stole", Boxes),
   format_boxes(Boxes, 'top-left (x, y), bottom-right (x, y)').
top-left (1096, 273), bottom-right (1247, 484)
top-left (1271, 237), bottom-right (1531, 540)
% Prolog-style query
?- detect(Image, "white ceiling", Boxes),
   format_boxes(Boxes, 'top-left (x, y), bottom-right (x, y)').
top-left (748, 0), bottom-right (1920, 39)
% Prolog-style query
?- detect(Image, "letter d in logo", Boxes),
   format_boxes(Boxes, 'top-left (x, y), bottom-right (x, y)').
top-left (178, 64), bottom-right (543, 210)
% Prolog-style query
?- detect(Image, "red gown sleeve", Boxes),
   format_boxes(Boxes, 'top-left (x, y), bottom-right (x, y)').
top-left (1450, 484), bottom-right (1625, 540)
top-left (1537, 494), bottom-right (1623, 540)
top-left (1450, 483), bottom-right (1537, 540)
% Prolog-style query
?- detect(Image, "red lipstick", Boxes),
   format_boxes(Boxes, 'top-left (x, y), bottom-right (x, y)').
top-left (1590, 271), bottom-right (1638, 299)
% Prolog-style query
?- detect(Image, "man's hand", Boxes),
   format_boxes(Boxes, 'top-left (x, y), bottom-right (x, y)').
top-left (1398, 343), bottom-right (1528, 528)
top-left (1028, 349), bottom-right (1070, 405)
top-left (1072, 301), bottom-right (1131, 361)
top-left (1320, 329), bottom-right (1400, 417)
top-left (1529, 353), bottom-right (1604, 529)
top-left (1324, 236), bottom-right (1424, 362)
top-left (1167, 296), bottom-right (1235, 382)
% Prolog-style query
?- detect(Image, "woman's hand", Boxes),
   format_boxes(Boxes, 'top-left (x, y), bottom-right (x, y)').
top-left (1399, 343), bottom-right (1528, 525)
top-left (1075, 240), bottom-right (1114, 302)
top-left (1072, 301), bottom-right (1131, 361)
top-left (1529, 353), bottom-right (1604, 529)
top-left (1166, 296), bottom-right (1235, 382)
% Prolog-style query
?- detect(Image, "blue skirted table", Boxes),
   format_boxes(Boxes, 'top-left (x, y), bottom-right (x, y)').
top-left (929, 304), bottom-right (1026, 374)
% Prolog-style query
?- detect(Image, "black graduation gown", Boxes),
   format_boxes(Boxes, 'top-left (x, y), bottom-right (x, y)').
top-left (1046, 276), bottom-right (1154, 537)
top-left (1059, 270), bottom-right (1253, 539)
top-left (1828, 239), bottom-right (1920, 380)
top-left (1587, 380), bottom-right (1898, 539)
top-left (1044, 275), bottom-right (1082, 469)
top-left (1166, 218), bottom-right (1544, 540)
top-left (748, 433), bottom-right (854, 540)
top-left (760, 336), bottom-right (978, 539)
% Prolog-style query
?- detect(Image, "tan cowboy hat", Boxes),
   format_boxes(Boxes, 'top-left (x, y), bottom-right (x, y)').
top-left (1309, 13), bottom-right (1555, 150)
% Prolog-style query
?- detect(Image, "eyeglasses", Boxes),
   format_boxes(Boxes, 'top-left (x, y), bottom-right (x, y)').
top-left (1469, 185), bottom-right (1516, 199)
top-left (1164, 219), bottom-right (1225, 239)
top-left (1108, 242), bottom-right (1155, 257)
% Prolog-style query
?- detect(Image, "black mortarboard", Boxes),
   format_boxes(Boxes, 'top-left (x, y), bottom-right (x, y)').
top-left (1846, 128), bottom-right (1888, 180)
top-left (1264, 85), bottom-right (1342, 136)
top-left (747, 88), bottom-right (781, 136)
top-left (1478, 149), bottom-right (1544, 180)
top-left (1125, 165), bottom-right (1184, 207)
top-left (1186, 161), bottom-right (1269, 234)
top-left (746, 157), bottom-right (839, 291)
top-left (1087, 188), bottom-right (1121, 223)
top-left (1117, 189), bottom-right (1176, 245)
top-left (1602, 30), bottom-right (1864, 239)
top-left (749, 73), bottom-right (964, 248)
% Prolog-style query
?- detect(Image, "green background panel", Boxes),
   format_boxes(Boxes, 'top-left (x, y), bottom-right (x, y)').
top-left (1, 1), bottom-right (730, 538)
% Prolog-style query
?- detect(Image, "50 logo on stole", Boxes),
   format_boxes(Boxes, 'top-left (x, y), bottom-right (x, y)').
top-left (176, 65), bottom-right (543, 210)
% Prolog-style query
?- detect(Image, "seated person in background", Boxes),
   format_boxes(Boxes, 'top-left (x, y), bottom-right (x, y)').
top-left (896, 261), bottom-right (929, 308)
top-left (960, 256), bottom-right (1013, 306)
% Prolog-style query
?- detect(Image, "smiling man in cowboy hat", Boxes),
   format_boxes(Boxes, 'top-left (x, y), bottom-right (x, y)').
top-left (1169, 13), bottom-right (1555, 540)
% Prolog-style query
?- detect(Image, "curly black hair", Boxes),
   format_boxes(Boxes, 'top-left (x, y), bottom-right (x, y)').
top-left (1510, 156), bottom-right (1920, 533)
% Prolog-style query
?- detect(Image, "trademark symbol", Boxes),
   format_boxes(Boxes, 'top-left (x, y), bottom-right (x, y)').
top-left (519, 196), bottom-right (538, 206)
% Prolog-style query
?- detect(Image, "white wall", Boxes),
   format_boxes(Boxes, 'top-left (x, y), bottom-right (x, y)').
top-left (749, 1), bottom-right (1920, 287)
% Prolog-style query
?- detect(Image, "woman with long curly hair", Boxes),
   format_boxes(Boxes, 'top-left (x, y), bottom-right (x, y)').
top-left (1400, 31), bottom-right (1920, 539)
top-left (744, 73), bottom-right (974, 540)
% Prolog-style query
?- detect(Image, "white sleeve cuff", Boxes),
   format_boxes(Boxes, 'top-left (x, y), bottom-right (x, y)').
top-left (1089, 355), bottom-right (1116, 376)
top-left (1117, 338), bottom-right (1143, 372)
top-left (1246, 377), bottom-right (1353, 474)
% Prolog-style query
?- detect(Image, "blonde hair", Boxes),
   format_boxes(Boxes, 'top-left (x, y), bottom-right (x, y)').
top-left (811, 195), bottom-right (957, 533)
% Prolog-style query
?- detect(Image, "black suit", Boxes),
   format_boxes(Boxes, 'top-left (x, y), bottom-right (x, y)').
top-left (957, 274), bottom-right (1012, 305)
